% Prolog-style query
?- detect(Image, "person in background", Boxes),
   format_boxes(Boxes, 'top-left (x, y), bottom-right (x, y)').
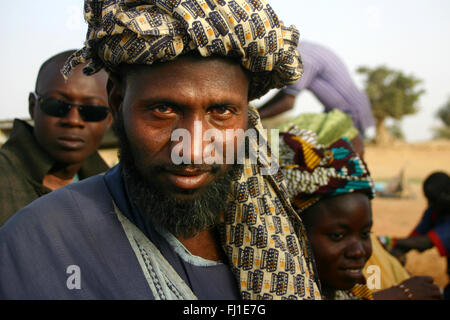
top-left (0, 50), bottom-right (112, 225)
top-left (387, 171), bottom-right (450, 299)
top-left (257, 41), bottom-right (375, 137)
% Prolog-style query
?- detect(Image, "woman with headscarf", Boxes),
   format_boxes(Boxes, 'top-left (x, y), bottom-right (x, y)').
top-left (278, 116), bottom-right (442, 299)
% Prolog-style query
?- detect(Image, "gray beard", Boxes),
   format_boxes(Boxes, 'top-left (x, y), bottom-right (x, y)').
top-left (114, 115), bottom-right (239, 238)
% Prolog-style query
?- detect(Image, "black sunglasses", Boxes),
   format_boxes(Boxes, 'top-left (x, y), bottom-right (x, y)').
top-left (33, 92), bottom-right (110, 122)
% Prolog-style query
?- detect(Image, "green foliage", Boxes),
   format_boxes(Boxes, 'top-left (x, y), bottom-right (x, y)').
top-left (357, 65), bottom-right (425, 122)
top-left (436, 97), bottom-right (450, 127)
top-left (434, 127), bottom-right (450, 139)
top-left (387, 122), bottom-right (405, 140)
top-left (434, 96), bottom-right (450, 139)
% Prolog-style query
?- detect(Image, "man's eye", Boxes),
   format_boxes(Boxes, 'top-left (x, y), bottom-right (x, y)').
top-left (151, 105), bottom-right (175, 116)
top-left (328, 233), bottom-right (344, 241)
top-left (209, 106), bottom-right (233, 119)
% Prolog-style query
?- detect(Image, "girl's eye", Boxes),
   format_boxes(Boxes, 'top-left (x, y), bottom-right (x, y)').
top-left (329, 233), bottom-right (344, 241)
top-left (361, 231), bottom-right (371, 240)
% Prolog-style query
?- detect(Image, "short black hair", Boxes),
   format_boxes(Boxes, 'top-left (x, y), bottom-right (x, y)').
top-left (35, 50), bottom-right (77, 92)
top-left (423, 171), bottom-right (450, 209)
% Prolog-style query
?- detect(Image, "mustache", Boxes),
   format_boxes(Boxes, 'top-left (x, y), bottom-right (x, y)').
top-left (154, 163), bottom-right (223, 174)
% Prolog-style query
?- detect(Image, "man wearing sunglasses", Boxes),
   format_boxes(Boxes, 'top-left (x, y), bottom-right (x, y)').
top-left (0, 50), bottom-right (112, 226)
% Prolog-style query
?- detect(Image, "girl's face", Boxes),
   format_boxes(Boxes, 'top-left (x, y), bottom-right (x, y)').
top-left (305, 193), bottom-right (373, 290)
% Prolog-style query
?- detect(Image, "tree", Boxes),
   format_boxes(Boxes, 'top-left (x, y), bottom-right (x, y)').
top-left (434, 96), bottom-right (450, 139)
top-left (387, 122), bottom-right (405, 141)
top-left (357, 65), bottom-right (425, 144)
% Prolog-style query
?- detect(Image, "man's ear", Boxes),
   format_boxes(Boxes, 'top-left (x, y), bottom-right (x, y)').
top-left (107, 73), bottom-right (124, 120)
top-left (28, 92), bottom-right (37, 120)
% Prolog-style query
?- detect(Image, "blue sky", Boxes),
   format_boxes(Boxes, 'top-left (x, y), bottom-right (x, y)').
top-left (1, 0), bottom-right (449, 141)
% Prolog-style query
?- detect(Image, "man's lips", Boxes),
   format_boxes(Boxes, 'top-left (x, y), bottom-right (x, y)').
top-left (164, 168), bottom-right (213, 190)
top-left (56, 136), bottom-right (86, 149)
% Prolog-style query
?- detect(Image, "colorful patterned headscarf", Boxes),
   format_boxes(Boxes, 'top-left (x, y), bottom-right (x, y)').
top-left (279, 129), bottom-right (375, 213)
top-left (62, 0), bottom-right (302, 100)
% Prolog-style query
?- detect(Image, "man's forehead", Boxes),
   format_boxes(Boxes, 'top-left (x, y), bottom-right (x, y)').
top-left (120, 55), bottom-right (244, 79)
top-left (118, 56), bottom-right (250, 102)
top-left (38, 61), bottom-right (107, 97)
top-left (36, 58), bottom-right (69, 92)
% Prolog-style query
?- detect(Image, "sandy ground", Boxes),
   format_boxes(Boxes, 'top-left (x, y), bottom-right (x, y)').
top-left (364, 140), bottom-right (450, 289)
top-left (99, 139), bottom-right (450, 289)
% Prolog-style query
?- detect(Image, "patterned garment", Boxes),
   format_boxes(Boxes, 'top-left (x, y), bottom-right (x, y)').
top-left (279, 130), bottom-right (375, 213)
top-left (218, 106), bottom-right (321, 300)
top-left (334, 284), bottom-right (374, 300)
top-left (62, 0), bottom-right (302, 100)
top-left (114, 203), bottom-right (197, 299)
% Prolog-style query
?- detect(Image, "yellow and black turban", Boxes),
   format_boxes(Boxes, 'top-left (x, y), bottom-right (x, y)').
top-left (62, 0), bottom-right (302, 100)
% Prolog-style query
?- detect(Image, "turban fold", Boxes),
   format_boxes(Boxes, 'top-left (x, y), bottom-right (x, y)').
top-left (218, 106), bottom-right (321, 300)
top-left (62, 0), bottom-right (303, 100)
top-left (279, 129), bottom-right (375, 213)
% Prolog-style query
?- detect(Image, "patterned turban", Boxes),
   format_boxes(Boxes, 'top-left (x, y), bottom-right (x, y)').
top-left (62, 0), bottom-right (303, 100)
top-left (279, 129), bottom-right (375, 213)
top-left (218, 106), bottom-right (321, 300)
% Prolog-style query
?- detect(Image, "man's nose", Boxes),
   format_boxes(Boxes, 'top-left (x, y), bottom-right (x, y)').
top-left (59, 105), bottom-right (85, 128)
top-left (173, 118), bottom-right (206, 165)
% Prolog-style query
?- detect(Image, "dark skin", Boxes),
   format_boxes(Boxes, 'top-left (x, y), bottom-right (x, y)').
top-left (304, 193), bottom-right (442, 299)
top-left (373, 276), bottom-right (441, 300)
top-left (303, 193), bottom-right (442, 299)
top-left (107, 56), bottom-right (250, 261)
top-left (350, 134), bottom-right (365, 161)
top-left (303, 193), bottom-right (373, 298)
top-left (30, 57), bottom-right (112, 190)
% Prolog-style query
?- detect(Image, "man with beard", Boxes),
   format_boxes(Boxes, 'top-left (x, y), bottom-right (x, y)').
top-left (0, 0), bottom-right (320, 300)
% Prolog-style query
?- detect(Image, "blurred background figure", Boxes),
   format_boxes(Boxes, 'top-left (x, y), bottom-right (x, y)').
top-left (0, 50), bottom-right (112, 226)
top-left (385, 171), bottom-right (450, 299)
top-left (257, 41), bottom-right (375, 137)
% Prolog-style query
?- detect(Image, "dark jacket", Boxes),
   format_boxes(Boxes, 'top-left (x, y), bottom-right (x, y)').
top-left (0, 119), bottom-right (109, 225)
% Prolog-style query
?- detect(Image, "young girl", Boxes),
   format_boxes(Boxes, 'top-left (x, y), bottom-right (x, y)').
top-left (279, 130), bottom-right (375, 299)
top-left (279, 129), bottom-right (441, 299)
